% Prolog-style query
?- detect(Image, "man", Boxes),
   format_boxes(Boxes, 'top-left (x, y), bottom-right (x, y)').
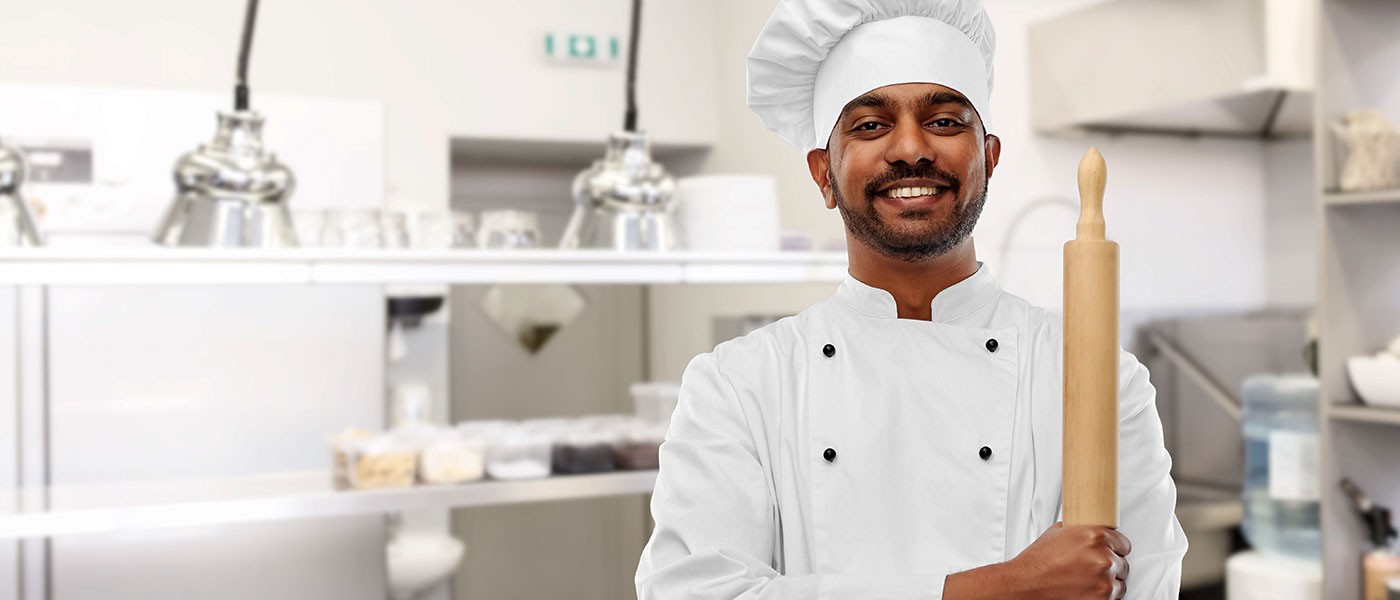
top-left (636, 1), bottom-right (1188, 598)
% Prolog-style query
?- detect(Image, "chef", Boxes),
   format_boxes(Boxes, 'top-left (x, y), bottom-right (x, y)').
top-left (636, 0), bottom-right (1187, 598)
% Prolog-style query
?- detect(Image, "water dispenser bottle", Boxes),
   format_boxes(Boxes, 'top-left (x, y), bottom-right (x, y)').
top-left (1241, 374), bottom-right (1321, 558)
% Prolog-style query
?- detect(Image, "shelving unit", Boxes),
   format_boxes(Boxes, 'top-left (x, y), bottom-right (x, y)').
top-left (0, 246), bottom-right (843, 600)
top-left (1315, 0), bottom-right (1400, 596)
top-left (0, 470), bottom-right (658, 539)
top-left (0, 248), bottom-right (848, 285)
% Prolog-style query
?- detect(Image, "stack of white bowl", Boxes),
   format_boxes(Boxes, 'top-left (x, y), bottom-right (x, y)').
top-left (675, 175), bottom-right (780, 252)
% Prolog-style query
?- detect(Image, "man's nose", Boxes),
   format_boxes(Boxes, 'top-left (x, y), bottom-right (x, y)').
top-left (884, 120), bottom-right (936, 166)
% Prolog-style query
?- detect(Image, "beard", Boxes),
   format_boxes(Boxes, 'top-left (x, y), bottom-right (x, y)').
top-left (832, 160), bottom-right (988, 262)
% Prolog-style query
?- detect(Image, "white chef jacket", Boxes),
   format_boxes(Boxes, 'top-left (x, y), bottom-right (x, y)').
top-left (636, 264), bottom-right (1188, 599)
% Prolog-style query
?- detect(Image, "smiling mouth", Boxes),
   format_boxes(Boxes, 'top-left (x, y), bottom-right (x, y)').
top-left (880, 186), bottom-right (949, 199)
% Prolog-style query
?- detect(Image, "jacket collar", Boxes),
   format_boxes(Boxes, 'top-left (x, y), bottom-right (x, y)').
top-left (837, 261), bottom-right (1001, 322)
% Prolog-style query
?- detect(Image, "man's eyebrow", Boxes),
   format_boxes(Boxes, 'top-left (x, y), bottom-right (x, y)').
top-left (921, 91), bottom-right (972, 110)
top-left (838, 92), bottom-right (891, 120)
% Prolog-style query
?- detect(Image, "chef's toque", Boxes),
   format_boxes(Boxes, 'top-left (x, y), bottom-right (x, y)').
top-left (746, 0), bottom-right (997, 152)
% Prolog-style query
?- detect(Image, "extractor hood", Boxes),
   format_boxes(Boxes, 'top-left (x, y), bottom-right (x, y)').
top-left (1029, 0), bottom-right (1314, 138)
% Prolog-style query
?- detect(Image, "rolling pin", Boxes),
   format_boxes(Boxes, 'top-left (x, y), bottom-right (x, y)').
top-left (1063, 147), bottom-right (1119, 528)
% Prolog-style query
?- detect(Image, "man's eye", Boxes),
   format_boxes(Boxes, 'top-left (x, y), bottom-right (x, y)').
top-left (854, 121), bottom-right (885, 131)
top-left (929, 118), bottom-right (962, 128)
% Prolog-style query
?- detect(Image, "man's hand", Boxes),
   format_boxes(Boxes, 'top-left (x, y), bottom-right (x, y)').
top-left (943, 522), bottom-right (1131, 600)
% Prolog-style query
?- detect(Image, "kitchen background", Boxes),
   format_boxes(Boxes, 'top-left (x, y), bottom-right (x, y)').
top-left (0, 0), bottom-right (1396, 599)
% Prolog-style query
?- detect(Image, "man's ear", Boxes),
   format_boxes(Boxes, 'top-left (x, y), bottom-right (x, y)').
top-left (984, 133), bottom-right (1002, 179)
top-left (806, 149), bottom-right (837, 210)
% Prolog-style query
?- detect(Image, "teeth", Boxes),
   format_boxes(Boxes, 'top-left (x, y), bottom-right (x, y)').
top-left (885, 186), bottom-right (943, 198)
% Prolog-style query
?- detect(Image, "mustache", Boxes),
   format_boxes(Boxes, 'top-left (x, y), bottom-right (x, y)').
top-left (860, 163), bottom-right (962, 199)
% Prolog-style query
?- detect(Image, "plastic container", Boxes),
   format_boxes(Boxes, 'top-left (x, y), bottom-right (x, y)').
top-left (328, 428), bottom-right (376, 488)
top-left (630, 382), bottom-right (682, 424)
top-left (419, 430), bottom-right (487, 484)
top-left (1241, 374), bottom-right (1321, 558)
top-left (483, 426), bottom-right (552, 480)
top-left (552, 427), bottom-right (620, 475)
top-left (613, 420), bottom-right (667, 470)
top-left (342, 434), bottom-right (418, 490)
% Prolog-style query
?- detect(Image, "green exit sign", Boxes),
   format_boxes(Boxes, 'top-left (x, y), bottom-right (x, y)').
top-left (544, 33), bottom-right (621, 64)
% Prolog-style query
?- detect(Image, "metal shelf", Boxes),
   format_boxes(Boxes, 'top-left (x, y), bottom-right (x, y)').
top-left (1322, 189), bottom-right (1400, 207)
top-left (1327, 403), bottom-right (1400, 426)
top-left (0, 470), bottom-right (658, 539)
top-left (0, 248), bottom-right (849, 285)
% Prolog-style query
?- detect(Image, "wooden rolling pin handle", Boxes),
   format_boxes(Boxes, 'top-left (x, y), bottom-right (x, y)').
top-left (1077, 147), bottom-right (1107, 241)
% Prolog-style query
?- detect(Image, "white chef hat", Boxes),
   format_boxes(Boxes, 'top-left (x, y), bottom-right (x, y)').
top-left (747, 0), bottom-right (997, 152)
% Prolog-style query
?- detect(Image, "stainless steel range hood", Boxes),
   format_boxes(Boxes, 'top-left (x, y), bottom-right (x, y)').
top-left (1029, 0), bottom-right (1314, 138)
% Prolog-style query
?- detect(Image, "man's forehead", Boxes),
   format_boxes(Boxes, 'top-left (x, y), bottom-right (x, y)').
top-left (839, 83), bottom-right (974, 118)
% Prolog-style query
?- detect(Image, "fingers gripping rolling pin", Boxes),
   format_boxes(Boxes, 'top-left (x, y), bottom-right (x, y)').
top-left (1063, 147), bottom-right (1119, 528)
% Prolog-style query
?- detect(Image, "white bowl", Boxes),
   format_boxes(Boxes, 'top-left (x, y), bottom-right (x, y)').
top-left (1346, 356), bottom-right (1400, 408)
top-left (387, 533), bottom-right (466, 600)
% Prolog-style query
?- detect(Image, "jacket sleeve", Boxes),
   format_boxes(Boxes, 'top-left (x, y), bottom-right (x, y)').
top-left (636, 352), bottom-right (947, 600)
top-left (1115, 349), bottom-right (1190, 599)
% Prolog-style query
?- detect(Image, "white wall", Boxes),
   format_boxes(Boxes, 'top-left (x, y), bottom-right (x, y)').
top-left (1263, 138), bottom-right (1317, 307)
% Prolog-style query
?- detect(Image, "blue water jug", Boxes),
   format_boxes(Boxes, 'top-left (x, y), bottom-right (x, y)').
top-left (1241, 374), bottom-right (1321, 558)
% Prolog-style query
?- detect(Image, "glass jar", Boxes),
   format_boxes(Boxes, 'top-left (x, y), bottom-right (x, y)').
top-left (292, 209), bottom-right (323, 248)
top-left (451, 211), bottom-right (477, 248)
top-left (477, 210), bottom-right (540, 249)
top-left (341, 208), bottom-right (384, 248)
top-left (381, 210), bottom-right (411, 249)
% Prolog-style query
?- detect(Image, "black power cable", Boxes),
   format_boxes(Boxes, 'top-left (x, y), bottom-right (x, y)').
top-left (234, 0), bottom-right (261, 111)
top-left (623, 0), bottom-right (641, 132)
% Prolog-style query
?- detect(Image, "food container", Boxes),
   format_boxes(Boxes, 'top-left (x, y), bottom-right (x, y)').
top-left (613, 421), bottom-right (667, 470)
top-left (630, 382), bottom-right (681, 425)
top-left (484, 426), bottom-right (552, 480)
top-left (552, 427), bottom-right (620, 475)
top-left (343, 434), bottom-right (418, 490)
top-left (419, 430), bottom-right (487, 484)
top-left (328, 428), bottom-right (376, 488)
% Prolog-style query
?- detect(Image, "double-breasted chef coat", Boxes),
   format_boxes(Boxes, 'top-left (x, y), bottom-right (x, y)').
top-left (636, 264), bottom-right (1188, 599)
